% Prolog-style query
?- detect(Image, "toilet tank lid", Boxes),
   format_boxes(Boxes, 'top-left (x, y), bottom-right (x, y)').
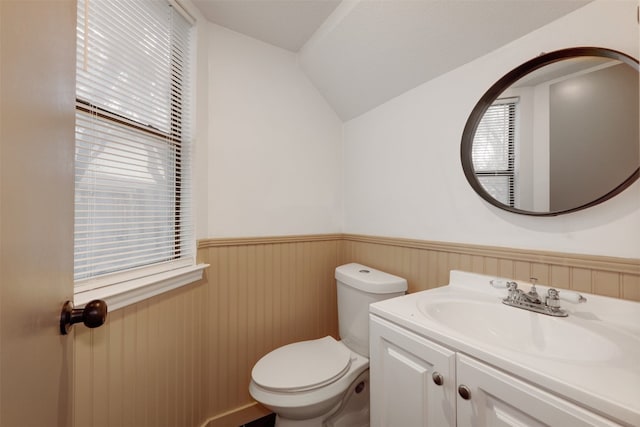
top-left (335, 263), bottom-right (407, 294)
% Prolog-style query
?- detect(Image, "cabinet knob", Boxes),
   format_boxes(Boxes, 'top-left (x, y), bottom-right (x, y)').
top-left (458, 384), bottom-right (471, 400)
top-left (432, 372), bottom-right (444, 386)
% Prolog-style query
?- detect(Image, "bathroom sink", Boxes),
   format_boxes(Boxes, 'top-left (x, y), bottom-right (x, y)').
top-left (370, 270), bottom-right (640, 426)
top-left (416, 296), bottom-right (620, 362)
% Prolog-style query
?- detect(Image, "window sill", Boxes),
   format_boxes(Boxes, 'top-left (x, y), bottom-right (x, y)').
top-left (74, 263), bottom-right (209, 311)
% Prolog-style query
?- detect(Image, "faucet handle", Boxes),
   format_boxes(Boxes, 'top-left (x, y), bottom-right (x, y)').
top-left (490, 279), bottom-right (510, 289)
top-left (558, 290), bottom-right (587, 304)
top-left (545, 288), bottom-right (561, 308)
top-left (506, 281), bottom-right (519, 300)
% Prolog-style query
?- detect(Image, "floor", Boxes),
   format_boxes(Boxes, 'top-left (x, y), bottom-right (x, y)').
top-left (241, 413), bottom-right (276, 427)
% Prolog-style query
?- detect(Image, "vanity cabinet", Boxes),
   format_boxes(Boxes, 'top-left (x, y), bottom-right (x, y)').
top-left (370, 315), bottom-right (621, 427)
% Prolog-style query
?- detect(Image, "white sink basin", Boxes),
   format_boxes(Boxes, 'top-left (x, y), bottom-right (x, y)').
top-left (417, 296), bottom-right (620, 362)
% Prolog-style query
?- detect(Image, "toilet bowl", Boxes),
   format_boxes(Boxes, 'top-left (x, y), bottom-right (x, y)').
top-left (249, 337), bottom-right (369, 424)
top-left (249, 263), bottom-right (407, 426)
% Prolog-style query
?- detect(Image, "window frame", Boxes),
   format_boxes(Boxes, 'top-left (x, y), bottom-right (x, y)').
top-left (471, 98), bottom-right (517, 208)
top-left (73, 0), bottom-right (205, 311)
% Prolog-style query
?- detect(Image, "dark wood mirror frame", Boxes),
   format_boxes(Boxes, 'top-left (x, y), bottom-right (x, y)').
top-left (460, 47), bottom-right (640, 216)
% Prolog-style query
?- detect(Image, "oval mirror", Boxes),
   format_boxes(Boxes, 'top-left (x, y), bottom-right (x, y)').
top-left (461, 47), bottom-right (639, 216)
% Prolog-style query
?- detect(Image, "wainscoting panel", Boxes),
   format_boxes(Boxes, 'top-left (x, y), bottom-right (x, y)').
top-left (72, 233), bottom-right (639, 427)
top-left (198, 235), bottom-right (343, 424)
top-left (342, 234), bottom-right (640, 300)
top-left (73, 279), bottom-right (208, 427)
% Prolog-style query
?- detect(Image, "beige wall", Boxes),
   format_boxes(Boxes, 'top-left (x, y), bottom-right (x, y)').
top-left (73, 234), bottom-right (640, 427)
top-left (341, 235), bottom-right (640, 299)
top-left (200, 236), bottom-right (342, 424)
top-left (74, 281), bottom-right (209, 427)
top-left (73, 235), bottom-right (343, 427)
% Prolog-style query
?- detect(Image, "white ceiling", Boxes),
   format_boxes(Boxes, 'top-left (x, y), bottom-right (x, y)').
top-left (193, 0), bottom-right (342, 51)
top-left (192, 0), bottom-right (592, 120)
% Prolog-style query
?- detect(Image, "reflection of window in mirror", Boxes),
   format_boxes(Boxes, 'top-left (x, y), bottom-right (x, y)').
top-left (501, 83), bottom-right (544, 212)
top-left (472, 98), bottom-right (518, 207)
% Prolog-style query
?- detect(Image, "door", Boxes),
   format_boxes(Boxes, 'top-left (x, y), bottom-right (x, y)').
top-left (456, 354), bottom-right (621, 427)
top-left (370, 315), bottom-right (456, 427)
top-left (1, 1), bottom-right (76, 426)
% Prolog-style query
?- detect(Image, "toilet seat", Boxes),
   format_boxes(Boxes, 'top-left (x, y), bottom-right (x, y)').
top-left (252, 336), bottom-right (352, 392)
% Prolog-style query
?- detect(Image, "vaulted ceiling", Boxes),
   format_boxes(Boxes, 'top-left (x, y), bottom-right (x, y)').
top-left (192, 0), bottom-right (592, 120)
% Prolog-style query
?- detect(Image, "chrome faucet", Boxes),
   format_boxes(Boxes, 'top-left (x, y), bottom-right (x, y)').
top-left (522, 277), bottom-right (542, 304)
top-left (496, 277), bottom-right (586, 317)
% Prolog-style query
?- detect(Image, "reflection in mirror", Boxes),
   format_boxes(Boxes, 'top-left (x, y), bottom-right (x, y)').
top-left (462, 48), bottom-right (639, 216)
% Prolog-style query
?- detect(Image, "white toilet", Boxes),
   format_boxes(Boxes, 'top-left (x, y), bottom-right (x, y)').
top-left (249, 263), bottom-right (407, 427)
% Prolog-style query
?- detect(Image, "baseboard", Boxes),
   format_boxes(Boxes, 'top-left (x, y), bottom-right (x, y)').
top-left (202, 402), bottom-right (272, 427)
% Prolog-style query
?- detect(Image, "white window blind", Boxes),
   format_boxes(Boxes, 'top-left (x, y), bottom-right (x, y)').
top-left (75, 0), bottom-right (194, 285)
top-left (472, 98), bottom-right (517, 206)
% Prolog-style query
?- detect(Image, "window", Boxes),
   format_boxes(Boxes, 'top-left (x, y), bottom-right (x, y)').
top-left (74, 0), bottom-right (202, 308)
top-left (472, 98), bottom-right (517, 207)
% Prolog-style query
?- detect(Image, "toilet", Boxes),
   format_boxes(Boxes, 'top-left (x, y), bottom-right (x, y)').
top-left (249, 263), bottom-right (407, 427)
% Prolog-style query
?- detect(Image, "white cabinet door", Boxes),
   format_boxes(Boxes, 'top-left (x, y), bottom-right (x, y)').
top-left (456, 354), bottom-right (621, 427)
top-left (370, 315), bottom-right (456, 427)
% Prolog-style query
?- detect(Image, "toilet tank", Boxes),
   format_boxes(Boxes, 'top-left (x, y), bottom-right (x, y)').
top-left (335, 263), bottom-right (407, 357)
